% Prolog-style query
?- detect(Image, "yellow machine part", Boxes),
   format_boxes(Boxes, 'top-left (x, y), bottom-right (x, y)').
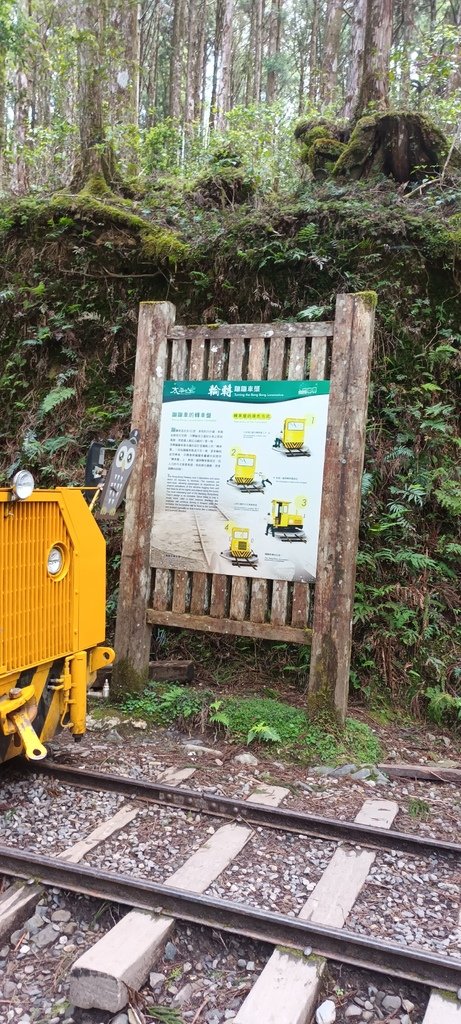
top-left (270, 500), bottom-right (303, 529)
top-left (281, 418), bottom-right (306, 450)
top-left (234, 454), bottom-right (256, 485)
top-left (230, 527), bottom-right (251, 557)
top-left (0, 487), bottom-right (115, 763)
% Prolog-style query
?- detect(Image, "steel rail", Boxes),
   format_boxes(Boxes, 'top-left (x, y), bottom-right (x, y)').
top-left (28, 761), bottom-right (461, 860)
top-left (0, 842), bottom-right (459, 991)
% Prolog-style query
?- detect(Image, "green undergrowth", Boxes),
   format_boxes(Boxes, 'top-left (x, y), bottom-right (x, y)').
top-left (0, 162), bottom-right (460, 724)
top-left (118, 684), bottom-right (382, 765)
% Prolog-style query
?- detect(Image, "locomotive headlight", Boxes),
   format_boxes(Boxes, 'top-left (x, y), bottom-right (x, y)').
top-left (47, 546), bottom-right (64, 576)
top-left (12, 470), bottom-right (35, 500)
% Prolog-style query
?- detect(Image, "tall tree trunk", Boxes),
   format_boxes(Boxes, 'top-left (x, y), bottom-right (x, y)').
top-left (184, 0), bottom-right (198, 123)
top-left (169, 0), bottom-right (185, 118)
top-left (266, 0), bottom-right (282, 103)
top-left (354, 0), bottom-right (393, 118)
top-left (215, 0), bottom-right (232, 128)
top-left (193, 0), bottom-right (206, 120)
top-left (448, 2), bottom-right (461, 92)
top-left (209, 0), bottom-right (223, 129)
top-left (13, 69), bottom-right (29, 194)
top-left (70, 0), bottom-right (119, 191)
top-left (111, 0), bottom-right (140, 129)
top-left (252, 0), bottom-right (264, 101)
top-left (308, 0), bottom-right (319, 103)
top-left (399, 0), bottom-right (414, 106)
top-left (342, 0), bottom-right (366, 118)
top-left (0, 48), bottom-right (6, 190)
top-left (320, 0), bottom-right (343, 108)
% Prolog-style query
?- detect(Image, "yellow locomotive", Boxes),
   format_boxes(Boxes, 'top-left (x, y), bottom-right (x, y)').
top-left (227, 453), bottom-right (271, 494)
top-left (273, 418), bottom-right (311, 457)
top-left (0, 470), bottom-right (114, 764)
top-left (221, 523), bottom-right (258, 569)
top-left (266, 499), bottom-right (306, 543)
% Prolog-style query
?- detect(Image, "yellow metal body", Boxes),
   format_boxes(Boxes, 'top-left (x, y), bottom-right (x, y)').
top-left (233, 454), bottom-right (256, 486)
top-left (270, 499), bottom-right (303, 530)
top-left (0, 487), bottom-right (114, 764)
top-left (230, 527), bottom-right (251, 558)
top-left (281, 418), bottom-right (306, 450)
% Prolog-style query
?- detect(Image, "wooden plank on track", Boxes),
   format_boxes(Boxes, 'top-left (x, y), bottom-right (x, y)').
top-left (235, 799), bottom-right (398, 1024)
top-left (155, 767), bottom-right (196, 785)
top-left (423, 988), bottom-right (461, 1023)
top-left (70, 777), bottom-right (288, 1013)
top-left (0, 880), bottom-right (43, 945)
top-left (379, 763), bottom-right (461, 784)
top-left (0, 804), bottom-right (140, 944)
top-left (147, 607), bottom-right (310, 643)
top-left (61, 805), bottom-right (140, 864)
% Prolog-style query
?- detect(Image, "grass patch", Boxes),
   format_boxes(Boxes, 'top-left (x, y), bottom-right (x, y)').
top-left (408, 797), bottom-right (431, 820)
top-left (119, 684), bottom-right (381, 766)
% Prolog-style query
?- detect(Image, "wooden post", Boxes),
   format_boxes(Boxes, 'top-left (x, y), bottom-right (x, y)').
top-left (308, 292), bottom-right (376, 725)
top-left (113, 301), bottom-right (176, 696)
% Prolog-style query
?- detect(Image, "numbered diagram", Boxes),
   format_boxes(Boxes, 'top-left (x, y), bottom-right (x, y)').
top-left (272, 416), bottom-right (314, 457)
top-left (265, 498), bottom-right (308, 543)
top-left (227, 451), bottom-right (272, 494)
top-left (221, 522), bottom-right (258, 570)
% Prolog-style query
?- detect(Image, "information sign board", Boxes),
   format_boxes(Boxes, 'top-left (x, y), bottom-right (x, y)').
top-left (151, 379), bottom-right (330, 582)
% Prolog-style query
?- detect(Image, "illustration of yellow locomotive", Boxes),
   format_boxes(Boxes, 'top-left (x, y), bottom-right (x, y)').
top-left (221, 523), bottom-right (258, 569)
top-left (265, 499), bottom-right (307, 542)
top-left (0, 470), bottom-right (115, 764)
top-left (273, 418), bottom-right (311, 457)
top-left (227, 453), bottom-right (271, 494)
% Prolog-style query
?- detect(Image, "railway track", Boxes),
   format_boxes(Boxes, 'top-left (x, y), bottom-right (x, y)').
top-left (0, 761), bottom-right (460, 1023)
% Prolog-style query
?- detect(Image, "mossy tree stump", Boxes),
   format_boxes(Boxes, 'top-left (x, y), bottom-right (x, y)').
top-left (334, 112), bottom-right (461, 182)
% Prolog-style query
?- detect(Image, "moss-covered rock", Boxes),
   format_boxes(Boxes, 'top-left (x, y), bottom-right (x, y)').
top-left (306, 137), bottom-right (346, 179)
top-left (192, 163), bottom-right (255, 208)
top-left (333, 111), bottom-right (461, 183)
top-left (1, 188), bottom-right (189, 264)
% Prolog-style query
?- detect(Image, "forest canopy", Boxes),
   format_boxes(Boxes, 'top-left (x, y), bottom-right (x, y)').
top-left (0, 0), bottom-right (460, 192)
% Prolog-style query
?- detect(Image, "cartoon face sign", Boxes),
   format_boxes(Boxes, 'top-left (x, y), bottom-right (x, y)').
top-left (100, 430), bottom-right (140, 516)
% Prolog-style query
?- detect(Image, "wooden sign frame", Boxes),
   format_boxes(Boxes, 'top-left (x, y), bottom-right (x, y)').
top-left (114, 294), bottom-right (375, 721)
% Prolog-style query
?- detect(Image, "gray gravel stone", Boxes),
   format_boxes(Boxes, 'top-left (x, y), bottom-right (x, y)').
top-left (32, 924), bottom-right (58, 948)
top-left (164, 941), bottom-right (178, 961)
top-left (149, 972), bottom-right (166, 990)
top-left (234, 753), bottom-right (258, 766)
top-left (315, 999), bottom-right (336, 1023)
top-left (332, 764), bottom-right (357, 777)
top-left (350, 768), bottom-right (371, 780)
top-left (110, 1015), bottom-right (129, 1024)
top-left (344, 1006), bottom-right (362, 1018)
top-left (381, 994), bottom-right (401, 1013)
top-left (174, 983), bottom-right (193, 1006)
